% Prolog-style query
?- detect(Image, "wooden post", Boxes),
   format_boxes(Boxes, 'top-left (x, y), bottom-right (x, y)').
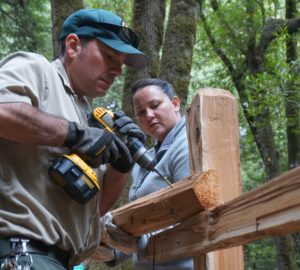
top-left (186, 88), bottom-right (244, 270)
top-left (193, 255), bottom-right (206, 269)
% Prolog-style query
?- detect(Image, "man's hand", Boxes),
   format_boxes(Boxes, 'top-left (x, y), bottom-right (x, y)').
top-left (114, 111), bottom-right (146, 144)
top-left (63, 121), bottom-right (132, 168)
top-left (111, 111), bottom-right (146, 172)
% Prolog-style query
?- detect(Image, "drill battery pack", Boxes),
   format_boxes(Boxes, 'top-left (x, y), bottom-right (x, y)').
top-left (48, 154), bottom-right (100, 204)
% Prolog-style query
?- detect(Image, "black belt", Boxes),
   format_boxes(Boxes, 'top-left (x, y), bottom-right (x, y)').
top-left (0, 237), bottom-right (70, 268)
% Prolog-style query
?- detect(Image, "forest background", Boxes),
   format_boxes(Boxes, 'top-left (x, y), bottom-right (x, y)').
top-left (0, 0), bottom-right (299, 269)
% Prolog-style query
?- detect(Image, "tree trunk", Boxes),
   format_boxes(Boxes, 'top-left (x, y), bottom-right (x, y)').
top-left (122, 0), bottom-right (165, 116)
top-left (285, 0), bottom-right (299, 170)
top-left (285, 0), bottom-right (300, 268)
top-left (159, 0), bottom-right (199, 107)
top-left (122, 0), bottom-right (199, 115)
top-left (50, 0), bottom-right (84, 59)
top-left (275, 236), bottom-right (297, 270)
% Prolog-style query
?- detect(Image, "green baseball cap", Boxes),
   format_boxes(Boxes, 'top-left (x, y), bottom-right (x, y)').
top-left (60, 9), bottom-right (147, 70)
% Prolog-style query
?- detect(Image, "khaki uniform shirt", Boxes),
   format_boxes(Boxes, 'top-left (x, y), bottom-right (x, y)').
top-left (0, 52), bottom-right (103, 266)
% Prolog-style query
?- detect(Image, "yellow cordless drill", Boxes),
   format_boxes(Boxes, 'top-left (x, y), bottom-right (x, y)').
top-left (88, 108), bottom-right (157, 171)
top-left (48, 107), bottom-right (158, 204)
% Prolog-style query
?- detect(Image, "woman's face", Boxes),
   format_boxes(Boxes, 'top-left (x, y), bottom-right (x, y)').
top-left (132, 85), bottom-right (181, 142)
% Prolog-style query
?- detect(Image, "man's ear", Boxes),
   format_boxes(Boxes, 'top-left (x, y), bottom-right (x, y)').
top-left (172, 96), bottom-right (181, 112)
top-left (65, 34), bottom-right (81, 58)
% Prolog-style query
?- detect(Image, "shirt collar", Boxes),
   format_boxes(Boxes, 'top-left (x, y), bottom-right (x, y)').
top-left (51, 58), bottom-right (90, 106)
top-left (154, 116), bottom-right (186, 160)
top-left (51, 58), bottom-right (75, 95)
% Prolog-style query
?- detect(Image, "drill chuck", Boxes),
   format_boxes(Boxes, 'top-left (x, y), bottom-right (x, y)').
top-left (127, 136), bottom-right (156, 171)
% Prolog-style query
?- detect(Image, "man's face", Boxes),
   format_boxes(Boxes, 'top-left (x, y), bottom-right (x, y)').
top-left (65, 36), bottom-right (126, 98)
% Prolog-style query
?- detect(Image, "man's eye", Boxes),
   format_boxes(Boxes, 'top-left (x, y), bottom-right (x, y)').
top-left (151, 102), bottom-right (159, 109)
top-left (104, 52), bottom-right (113, 59)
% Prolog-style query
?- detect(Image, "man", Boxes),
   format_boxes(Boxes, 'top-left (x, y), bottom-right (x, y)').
top-left (0, 8), bottom-right (147, 270)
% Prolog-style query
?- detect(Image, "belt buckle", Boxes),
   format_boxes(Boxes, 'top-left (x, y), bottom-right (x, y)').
top-left (2, 238), bottom-right (33, 270)
top-left (9, 237), bottom-right (21, 255)
top-left (10, 237), bottom-right (30, 254)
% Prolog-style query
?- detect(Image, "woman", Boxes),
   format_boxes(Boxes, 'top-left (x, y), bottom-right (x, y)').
top-left (129, 78), bottom-right (190, 200)
top-left (107, 78), bottom-right (193, 269)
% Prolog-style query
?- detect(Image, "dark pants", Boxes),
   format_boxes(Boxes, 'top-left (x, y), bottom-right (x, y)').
top-left (0, 253), bottom-right (67, 270)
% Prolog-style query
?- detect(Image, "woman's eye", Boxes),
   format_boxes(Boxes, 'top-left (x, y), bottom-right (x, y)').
top-left (136, 110), bottom-right (146, 117)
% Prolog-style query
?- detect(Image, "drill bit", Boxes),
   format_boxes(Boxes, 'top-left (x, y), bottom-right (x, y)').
top-left (154, 168), bottom-right (174, 188)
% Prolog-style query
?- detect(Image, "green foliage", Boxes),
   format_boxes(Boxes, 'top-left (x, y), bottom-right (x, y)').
top-left (245, 238), bottom-right (277, 270)
top-left (240, 120), bottom-right (267, 191)
top-left (0, 0), bottom-right (52, 59)
top-left (84, 0), bottom-right (133, 24)
top-left (244, 71), bottom-right (288, 162)
top-left (87, 259), bottom-right (133, 270)
top-left (192, 0), bottom-right (299, 179)
top-left (191, 0), bottom-right (300, 266)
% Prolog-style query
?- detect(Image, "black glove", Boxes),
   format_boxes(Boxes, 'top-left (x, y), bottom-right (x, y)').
top-left (111, 151), bottom-right (134, 173)
top-left (113, 111), bottom-right (146, 144)
top-left (63, 121), bottom-right (132, 168)
top-left (110, 111), bottom-right (146, 173)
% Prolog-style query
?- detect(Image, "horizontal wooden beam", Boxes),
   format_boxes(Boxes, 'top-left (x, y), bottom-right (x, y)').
top-left (111, 170), bottom-right (221, 237)
top-left (146, 166), bottom-right (300, 262)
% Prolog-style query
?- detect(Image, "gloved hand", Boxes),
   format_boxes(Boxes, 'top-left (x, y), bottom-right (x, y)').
top-left (100, 212), bottom-right (137, 255)
top-left (114, 111), bottom-right (146, 144)
top-left (111, 152), bottom-right (134, 173)
top-left (63, 121), bottom-right (132, 168)
top-left (111, 111), bottom-right (146, 173)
